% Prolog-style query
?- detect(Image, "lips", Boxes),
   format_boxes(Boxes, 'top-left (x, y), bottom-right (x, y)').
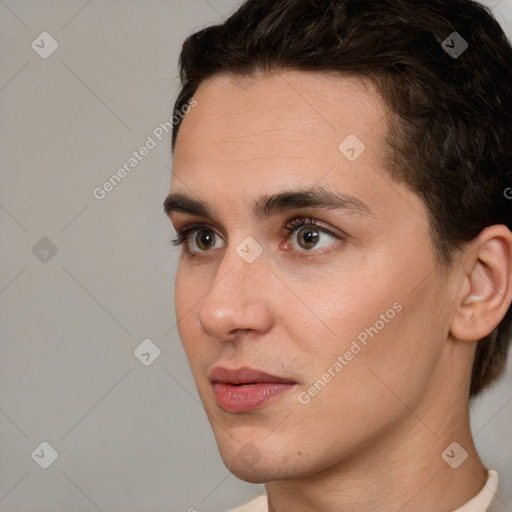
top-left (209, 365), bottom-right (297, 412)
top-left (209, 366), bottom-right (296, 385)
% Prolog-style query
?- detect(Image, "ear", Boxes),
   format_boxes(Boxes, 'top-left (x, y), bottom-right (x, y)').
top-left (450, 225), bottom-right (512, 342)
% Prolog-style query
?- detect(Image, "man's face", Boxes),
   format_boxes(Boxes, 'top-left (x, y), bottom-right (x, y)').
top-left (168, 71), bottom-right (457, 482)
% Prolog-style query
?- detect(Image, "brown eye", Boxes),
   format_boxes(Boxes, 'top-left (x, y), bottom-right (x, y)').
top-left (284, 217), bottom-right (342, 254)
top-left (194, 230), bottom-right (217, 251)
top-left (297, 226), bottom-right (320, 249)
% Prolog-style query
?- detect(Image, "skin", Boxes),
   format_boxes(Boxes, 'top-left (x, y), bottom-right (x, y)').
top-left (166, 70), bottom-right (512, 511)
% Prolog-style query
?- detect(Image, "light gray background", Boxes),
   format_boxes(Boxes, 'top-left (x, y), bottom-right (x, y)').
top-left (0, 1), bottom-right (511, 511)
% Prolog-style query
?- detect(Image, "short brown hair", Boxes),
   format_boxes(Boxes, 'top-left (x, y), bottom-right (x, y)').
top-left (171, 0), bottom-right (512, 399)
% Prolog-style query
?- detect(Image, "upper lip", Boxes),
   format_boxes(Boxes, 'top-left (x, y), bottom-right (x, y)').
top-left (209, 365), bottom-right (296, 385)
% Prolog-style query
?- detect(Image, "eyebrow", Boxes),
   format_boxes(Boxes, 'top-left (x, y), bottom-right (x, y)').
top-left (163, 185), bottom-right (374, 221)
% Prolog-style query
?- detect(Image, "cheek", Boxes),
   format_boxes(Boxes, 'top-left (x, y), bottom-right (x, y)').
top-left (291, 253), bottom-right (444, 405)
top-left (280, 301), bottom-right (438, 467)
top-left (287, 262), bottom-right (402, 359)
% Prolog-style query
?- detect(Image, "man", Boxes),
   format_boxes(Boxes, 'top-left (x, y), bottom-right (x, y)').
top-left (163, 0), bottom-right (512, 510)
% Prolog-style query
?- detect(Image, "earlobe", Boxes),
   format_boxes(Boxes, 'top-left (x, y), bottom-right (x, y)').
top-left (450, 225), bottom-right (512, 343)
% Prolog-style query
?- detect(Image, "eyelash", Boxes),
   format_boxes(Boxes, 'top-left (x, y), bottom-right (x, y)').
top-left (170, 216), bottom-right (345, 257)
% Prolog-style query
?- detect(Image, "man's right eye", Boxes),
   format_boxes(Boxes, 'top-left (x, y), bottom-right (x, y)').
top-left (171, 224), bottom-right (225, 255)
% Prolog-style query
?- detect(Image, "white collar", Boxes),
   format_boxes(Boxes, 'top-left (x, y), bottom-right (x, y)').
top-left (451, 469), bottom-right (499, 512)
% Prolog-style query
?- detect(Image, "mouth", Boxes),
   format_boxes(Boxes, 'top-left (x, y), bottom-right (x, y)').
top-left (209, 365), bottom-right (297, 413)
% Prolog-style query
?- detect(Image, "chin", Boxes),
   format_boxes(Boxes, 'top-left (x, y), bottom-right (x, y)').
top-left (227, 464), bottom-right (273, 484)
top-left (214, 434), bottom-right (311, 484)
top-left (219, 449), bottom-right (281, 483)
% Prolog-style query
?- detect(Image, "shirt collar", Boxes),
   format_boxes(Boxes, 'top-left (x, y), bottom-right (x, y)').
top-left (451, 469), bottom-right (499, 512)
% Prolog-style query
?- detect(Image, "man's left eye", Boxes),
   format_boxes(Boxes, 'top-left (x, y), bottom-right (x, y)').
top-left (287, 225), bottom-right (333, 250)
top-left (283, 217), bottom-right (344, 253)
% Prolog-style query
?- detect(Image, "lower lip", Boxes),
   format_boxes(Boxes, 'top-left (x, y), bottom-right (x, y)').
top-left (213, 382), bottom-right (296, 412)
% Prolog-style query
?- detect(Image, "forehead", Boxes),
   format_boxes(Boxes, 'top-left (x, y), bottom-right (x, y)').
top-left (173, 70), bottom-right (390, 173)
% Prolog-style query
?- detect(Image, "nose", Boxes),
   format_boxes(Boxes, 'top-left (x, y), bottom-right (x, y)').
top-left (198, 246), bottom-right (274, 342)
